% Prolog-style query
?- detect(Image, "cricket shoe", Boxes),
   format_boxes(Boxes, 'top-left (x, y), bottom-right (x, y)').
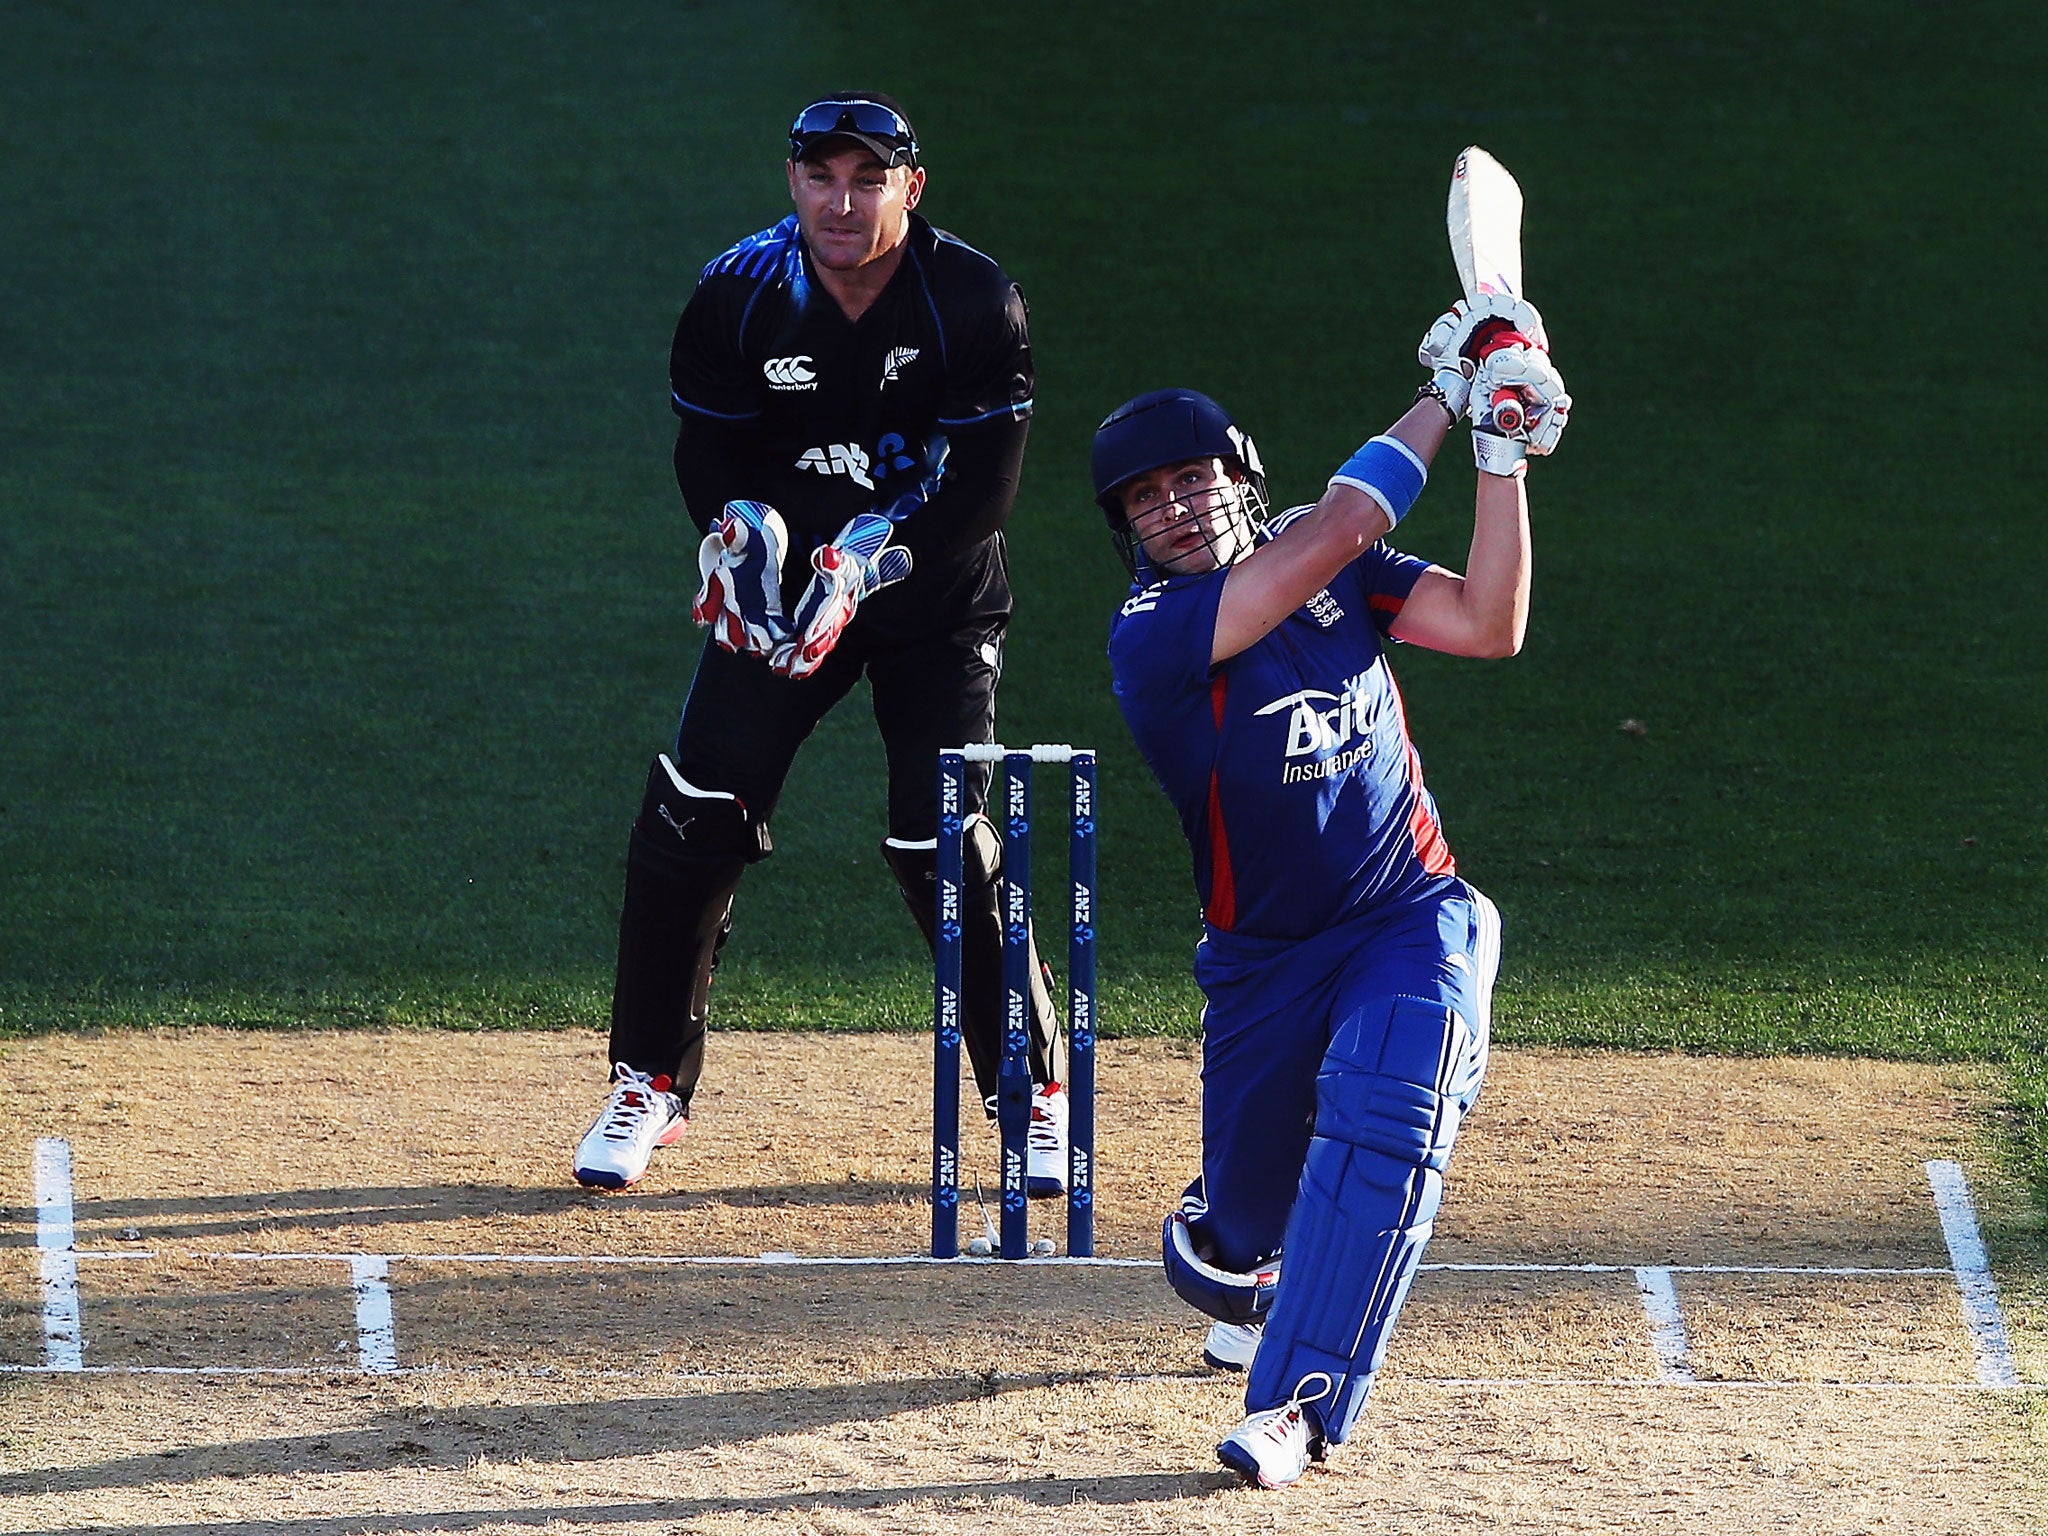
top-left (572, 1064), bottom-right (686, 1189)
top-left (1203, 1319), bottom-right (1263, 1372)
top-left (1026, 1080), bottom-right (1069, 1198)
top-left (1216, 1371), bottom-right (1333, 1489)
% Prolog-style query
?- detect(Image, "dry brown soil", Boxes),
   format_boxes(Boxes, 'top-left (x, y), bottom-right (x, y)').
top-left (0, 1029), bottom-right (2041, 1534)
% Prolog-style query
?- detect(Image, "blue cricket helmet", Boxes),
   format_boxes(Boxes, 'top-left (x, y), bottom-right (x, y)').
top-left (1090, 388), bottom-right (1267, 520)
top-left (1092, 388), bottom-right (1270, 580)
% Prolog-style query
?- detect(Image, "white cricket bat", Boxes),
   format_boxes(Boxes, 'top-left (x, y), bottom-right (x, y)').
top-left (1446, 145), bottom-right (1534, 433)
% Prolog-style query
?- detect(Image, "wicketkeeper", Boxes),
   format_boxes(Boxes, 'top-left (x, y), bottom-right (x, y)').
top-left (1093, 298), bottom-right (1569, 1486)
top-left (574, 94), bottom-right (1067, 1192)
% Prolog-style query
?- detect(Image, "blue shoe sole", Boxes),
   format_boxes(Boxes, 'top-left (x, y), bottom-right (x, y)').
top-left (1215, 1440), bottom-right (1265, 1486)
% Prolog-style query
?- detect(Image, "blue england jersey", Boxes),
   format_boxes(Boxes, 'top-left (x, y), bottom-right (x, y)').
top-left (1109, 536), bottom-right (1457, 939)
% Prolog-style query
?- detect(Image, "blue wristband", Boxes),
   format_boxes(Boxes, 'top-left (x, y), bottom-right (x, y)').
top-left (1328, 435), bottom-right (1428, 527)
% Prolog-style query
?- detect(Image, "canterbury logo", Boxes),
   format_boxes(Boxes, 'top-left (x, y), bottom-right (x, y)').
top-left (881, 346), bottom-right (920, 383)
top-left (763, 355), bottom-right (817, 390)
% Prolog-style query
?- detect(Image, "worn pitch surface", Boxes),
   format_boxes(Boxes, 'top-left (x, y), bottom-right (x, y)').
top-left (0, 1030), bottom-right (2040, 1533)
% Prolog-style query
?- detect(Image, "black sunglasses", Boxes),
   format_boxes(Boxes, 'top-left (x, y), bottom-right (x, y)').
top-left (788, 99), bottom-right (918, 168)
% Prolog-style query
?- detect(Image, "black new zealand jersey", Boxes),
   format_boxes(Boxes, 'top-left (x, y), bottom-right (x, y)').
top-left (669, 213), bottom-right (1032, 631)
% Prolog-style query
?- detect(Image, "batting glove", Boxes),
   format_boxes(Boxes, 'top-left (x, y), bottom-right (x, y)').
top-left (1470, 345), bottom-right (1571, 477)
top-left (1418, 293), bottom-right (1551, 422)
top-left (768, 512), bottom-right (914, 680)
top-left (693, 500), bottom-right (791, 656)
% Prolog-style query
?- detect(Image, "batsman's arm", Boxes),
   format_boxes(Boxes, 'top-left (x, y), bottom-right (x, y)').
top-left (1210, 397), bottom-right (1452, 664)
top-left (1386, 470), bottom-right (1530, 659)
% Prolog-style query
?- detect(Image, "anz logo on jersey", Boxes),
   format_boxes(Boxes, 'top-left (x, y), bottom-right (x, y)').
top-left (1255, 668), bottom-right (1383, 785)
top-left (794, 441), bottom-right (874, 489)
top-left (793, 433), bottom-right (931, 500)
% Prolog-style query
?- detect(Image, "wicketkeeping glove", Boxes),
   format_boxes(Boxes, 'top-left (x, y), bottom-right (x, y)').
top-left (768, 512), bottom-right (914, 680)
top-left (1470, 345), bottom-right (1572, 477)
top-left (693, 499), bottom-right (791, 657)
top-left (1417, 293), bottom-right (1551, 422)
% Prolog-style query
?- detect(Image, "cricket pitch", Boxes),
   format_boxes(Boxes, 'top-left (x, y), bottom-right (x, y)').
top-left (2, 1029), bottom-right (2043, 1534)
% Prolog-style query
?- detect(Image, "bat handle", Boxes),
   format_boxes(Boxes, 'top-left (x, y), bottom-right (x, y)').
top-left (1491, 387), bottom-right (1526, 434)
top-left (1471, 323), bottom-right (1534, 435)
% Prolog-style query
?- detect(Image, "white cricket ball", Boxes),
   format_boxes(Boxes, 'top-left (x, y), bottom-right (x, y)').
top-left (1030, 1238), bottom-right (1056, 1258)
top-left (967, 1235), bottom-right (994, 1257)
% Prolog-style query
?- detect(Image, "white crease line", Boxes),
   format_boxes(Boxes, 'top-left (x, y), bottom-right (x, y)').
top-left (0, 1364), bottom-right (720, 1380)
top-left (351, 1255), bottom-right (398, 1375)
top-left (0, 1364), bottom-right (364, 1375)
top-left (33, 1138), bottom-right (83, 1371)
top-left (1423, 1376), bottom-right (2048, 1392)
top-left (0, 1362), bottom-right (2038, 1390)
top-left (1634, 1266), bottom-right (1697, 1383)
top-left (200, 1252), bottom-right (1947, 1275)
top-left (219, 1251), bottom-right (1160, 1267)
top-left (1429, 1262), bottom-right (1952, 1276)
top-left (1925, 1160), bottom-right (2020, 1388)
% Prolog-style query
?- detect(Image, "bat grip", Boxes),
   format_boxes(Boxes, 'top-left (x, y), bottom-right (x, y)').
top-left (1471, 324), bottom-right (1533, 435)
top-left (1469, 323), bottom-right (1531, 361)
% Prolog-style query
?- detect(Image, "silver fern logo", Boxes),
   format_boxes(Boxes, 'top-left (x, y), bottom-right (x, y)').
top-left (881, 346), bottom-right (920, 383)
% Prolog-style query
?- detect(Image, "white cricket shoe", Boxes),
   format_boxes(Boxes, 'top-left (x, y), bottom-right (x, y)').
top-left (1203, 1319), bottom-right (1263, 1372)
top-left (1026, 1080), bottom-right (1069, 1198)
top-left (572, 1064), bottom-right (686, 1189)
top-left (1216, 1371), bottom-right (1333, 1489)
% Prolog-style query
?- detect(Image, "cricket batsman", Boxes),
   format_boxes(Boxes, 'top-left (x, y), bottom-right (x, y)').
top-left (1093, 299), bottom-right (1569, 1486)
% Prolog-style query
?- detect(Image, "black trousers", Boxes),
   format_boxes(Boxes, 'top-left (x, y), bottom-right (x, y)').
top-left (673, 616), bottom-right (1004, 840)
top-left (607, 615), bottom-right (1008, 1104)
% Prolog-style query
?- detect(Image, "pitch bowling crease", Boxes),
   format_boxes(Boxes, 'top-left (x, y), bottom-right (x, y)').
top-left (12, 1142), bottom-right (2030, 1388)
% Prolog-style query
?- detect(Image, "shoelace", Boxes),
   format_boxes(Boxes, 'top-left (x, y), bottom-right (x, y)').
top-left (1027, 1100), bottom-right (1063, 1153)
top-left (1257, 1371), bottom-right (1335, 1443)
top-left (599, 1072), bottom-right (668, 1142)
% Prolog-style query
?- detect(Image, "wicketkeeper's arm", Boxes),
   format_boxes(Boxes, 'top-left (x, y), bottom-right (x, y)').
top-left (880, 414), bottom-right (1029, 568)
top-left (673, 413), bottom-right (766, 537)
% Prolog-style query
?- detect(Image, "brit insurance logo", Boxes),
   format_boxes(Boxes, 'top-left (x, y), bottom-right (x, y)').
top-left (1253, 669), bottom-right (1382, 785)
top-left (763, 355), bottom-right (817, 391)
top-left (881, 346), bottom-right (920, 384)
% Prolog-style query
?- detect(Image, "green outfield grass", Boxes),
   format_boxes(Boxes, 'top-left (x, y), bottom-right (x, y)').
top-left (2, 3), bottom-right (2043, 1211)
